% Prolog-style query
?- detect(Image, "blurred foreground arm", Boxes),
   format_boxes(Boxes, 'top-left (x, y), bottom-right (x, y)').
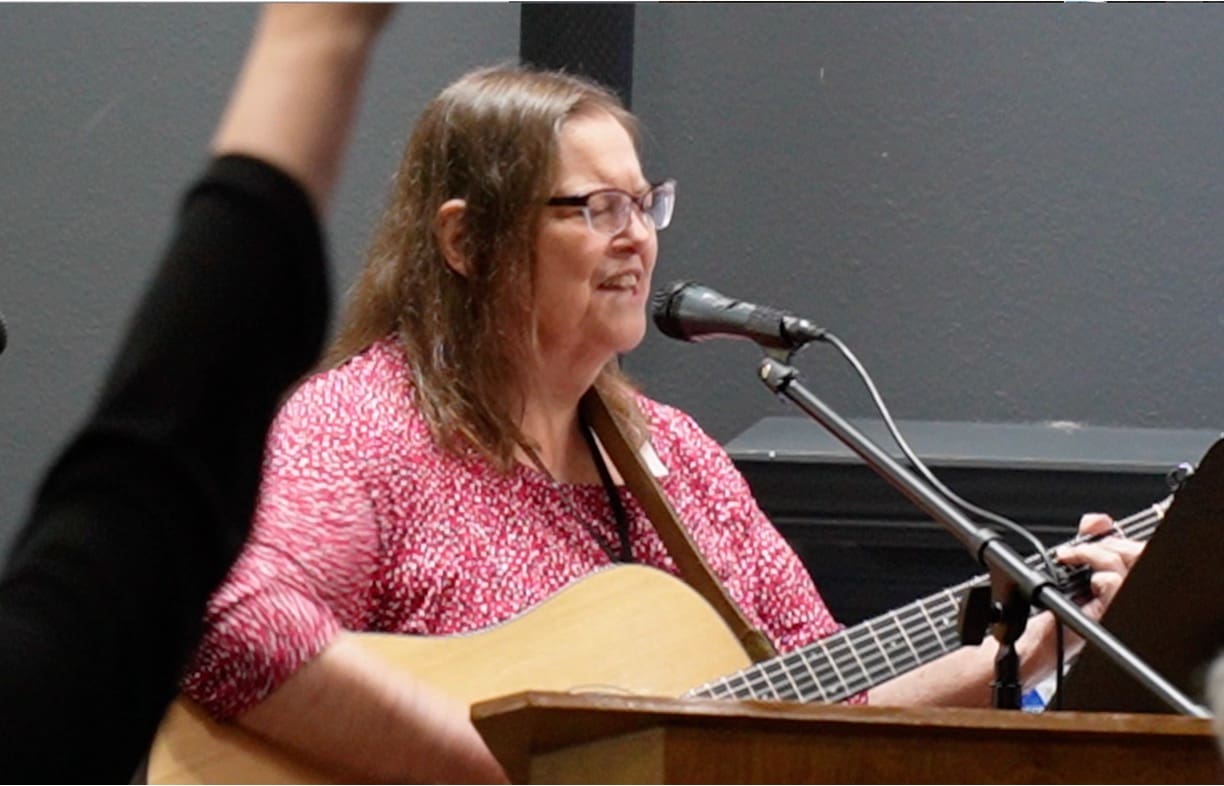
top-left (213, 3), bottom-right (391, 211)
top-left (0, 5), bottom-right (389, 780)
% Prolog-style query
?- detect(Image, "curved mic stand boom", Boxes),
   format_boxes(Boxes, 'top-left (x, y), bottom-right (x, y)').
top-left (755, 350), bottom-right (1207, 717)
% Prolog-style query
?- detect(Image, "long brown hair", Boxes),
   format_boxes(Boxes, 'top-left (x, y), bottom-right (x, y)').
top-left (324, 66), bottom-right (646, 470)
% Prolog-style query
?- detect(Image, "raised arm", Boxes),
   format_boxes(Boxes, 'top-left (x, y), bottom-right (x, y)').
top-left (212, 3), bottom-right (392, 212)
top-left (0, 5), bottom-right (390, 781)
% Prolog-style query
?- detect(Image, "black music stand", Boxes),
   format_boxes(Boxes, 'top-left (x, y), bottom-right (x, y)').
top-left (1057, 436), bottom-right (1224, 713)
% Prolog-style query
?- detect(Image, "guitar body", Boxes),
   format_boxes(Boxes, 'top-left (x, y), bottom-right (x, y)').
top-left (147, 565), bottom-right (752, 783)
top-left (147, 487), bottom-right (1179, 783)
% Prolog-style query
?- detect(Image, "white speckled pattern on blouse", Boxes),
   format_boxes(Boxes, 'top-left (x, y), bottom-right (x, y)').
top-left (182, 338), bottom-right (848, 718)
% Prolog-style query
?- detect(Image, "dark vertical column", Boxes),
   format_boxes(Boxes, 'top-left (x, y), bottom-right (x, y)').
top-left (519, 3), bottom-right (636, 108)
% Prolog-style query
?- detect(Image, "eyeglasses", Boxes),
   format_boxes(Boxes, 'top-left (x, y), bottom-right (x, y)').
top-left (546, 179), bottom-right (676, 236)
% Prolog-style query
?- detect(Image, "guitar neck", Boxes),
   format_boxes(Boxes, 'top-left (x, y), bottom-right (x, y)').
top-left (689, 499), bottom-right (1169, 704)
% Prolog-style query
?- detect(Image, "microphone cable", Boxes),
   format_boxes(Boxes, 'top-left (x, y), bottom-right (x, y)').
top-left (800, 330), bottom-right (1069, 708)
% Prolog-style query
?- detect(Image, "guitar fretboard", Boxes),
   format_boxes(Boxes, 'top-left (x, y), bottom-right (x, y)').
top-left (688, 501), bottom-right (1167, 704)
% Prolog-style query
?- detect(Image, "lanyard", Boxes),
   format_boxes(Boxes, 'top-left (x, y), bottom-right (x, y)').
top-left (578, 407), bottom-right (633, 564)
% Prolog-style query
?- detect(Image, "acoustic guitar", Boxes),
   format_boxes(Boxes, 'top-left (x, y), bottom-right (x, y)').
top-left (147, 498), bottom-right (1169, 783)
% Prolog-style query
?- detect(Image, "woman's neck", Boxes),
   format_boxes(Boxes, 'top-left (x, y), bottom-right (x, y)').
top-left (514, 357), bottom-right (608, 484)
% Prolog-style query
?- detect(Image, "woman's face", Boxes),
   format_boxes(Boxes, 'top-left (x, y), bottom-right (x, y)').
top-left (531, 111), bottom-right (658, 374)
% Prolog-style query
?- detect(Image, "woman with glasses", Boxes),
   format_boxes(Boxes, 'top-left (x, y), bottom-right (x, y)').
top-left (179, 65), bottom-right (1140, 783)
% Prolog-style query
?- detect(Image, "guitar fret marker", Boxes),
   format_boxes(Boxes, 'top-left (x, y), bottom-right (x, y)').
top-left (795, 650), bottom-right (823, 703)
top-left (867, 622), bottom-right (899, 677)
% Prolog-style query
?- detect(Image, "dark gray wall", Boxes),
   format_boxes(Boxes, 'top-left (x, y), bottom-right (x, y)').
top-left (0, 4), bottom-right (520, 554)
top-left (2, 4), bottom-right (1222, 556)
top-left (630, 4), bottom-right (1224, 443)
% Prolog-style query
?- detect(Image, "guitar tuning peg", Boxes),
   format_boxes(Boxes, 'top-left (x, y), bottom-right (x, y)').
top-left (1166, 462), bottom-right (1194, 492)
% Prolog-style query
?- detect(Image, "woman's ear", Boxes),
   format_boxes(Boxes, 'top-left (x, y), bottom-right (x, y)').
top-left (435, 198), bottom-right (470, 277)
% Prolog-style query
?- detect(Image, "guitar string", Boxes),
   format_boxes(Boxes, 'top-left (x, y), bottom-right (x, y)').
top-left (784, 507), bottom-right (1167, 701)
top-left (693, 508), bottom-right (1164, 701)
top-left (695, 579), bottom-right (972, 701)
top-left (728, 510), bottom-right (1164, 702)
top-left (716, 592), bottom-right (964, 702)
top-left (690, 506), bottom-right (1164, 701)
top-left (755, 509), bottom-right (1166, 702)
top-left (701, 587), bottom-right (980, 701)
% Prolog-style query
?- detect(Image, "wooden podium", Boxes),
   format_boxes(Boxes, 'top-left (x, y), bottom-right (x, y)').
top-left (472, 691), bottom-right (1223, 784)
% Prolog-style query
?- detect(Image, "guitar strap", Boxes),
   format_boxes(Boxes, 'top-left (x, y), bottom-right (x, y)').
top-left (580, 387), bottom-right (779, 663)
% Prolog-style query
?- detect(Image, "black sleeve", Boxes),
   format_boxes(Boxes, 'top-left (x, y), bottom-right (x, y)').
top-left (0, 154), bottom-right (330, 782)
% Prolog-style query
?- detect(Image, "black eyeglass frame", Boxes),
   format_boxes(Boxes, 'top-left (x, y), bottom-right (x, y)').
top-left (545, 178), bottom-right (676, 235)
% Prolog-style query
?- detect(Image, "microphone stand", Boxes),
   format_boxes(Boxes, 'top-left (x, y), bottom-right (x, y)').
top-left (756, 353), bottom-right (1207, 716)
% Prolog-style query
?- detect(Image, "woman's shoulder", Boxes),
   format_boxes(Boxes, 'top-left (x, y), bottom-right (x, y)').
top-left (276, 337), bottom-right (416, 433)
top-left (631, 393), bottom-right (751, 501)
top-left (291, 337), bottom-right (405, 397)
top-left (632, 391), bottom-right (721, 455)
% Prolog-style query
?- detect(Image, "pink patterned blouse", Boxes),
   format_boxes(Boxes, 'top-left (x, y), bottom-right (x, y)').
top-left (182, 338), bottom-right (846, 718)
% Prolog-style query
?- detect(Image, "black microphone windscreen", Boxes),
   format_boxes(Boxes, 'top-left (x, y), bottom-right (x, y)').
top-left (650, 280), bottom-right (693, 340)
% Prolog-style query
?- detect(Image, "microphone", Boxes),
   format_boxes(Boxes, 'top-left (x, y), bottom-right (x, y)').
top-left (651, 281), bottom-right (826, 351)
top-left (0, 307), bottom-right (6, 357)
